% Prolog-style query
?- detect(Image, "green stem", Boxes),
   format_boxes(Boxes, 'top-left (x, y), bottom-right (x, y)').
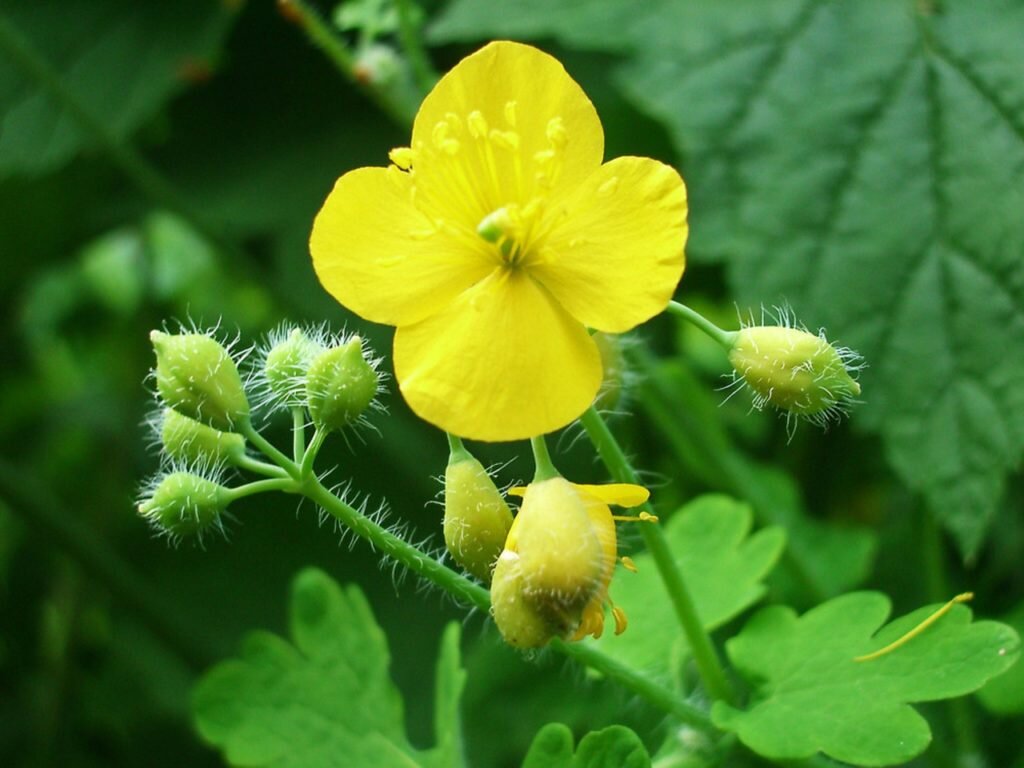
top-left (920, 507), bottom-right (984, 766)
top-left (393, 0), bottom-right (437, 94)
top-left (580, 407), bottom-right (734, 703)
top-left (446, 432), bottom-right (472, 464)
top-left (233, 453), bottom-right (291, 478)
top-left (223, 478), bottom-right (299, 503)
top-left (282, 0), bottom-right (417, 126)
top-left (666, 301), bottom-right (738, 349)
top-left (529, 434), bottom-right (560, 482)
top-left (551, 639), bottom-right (713, 732)
top-left (292, 408), bottom-right (307, 464)
top-left (299, 428), bottom-right (327, 478)
top-left (241, 420), bottom-right (301, 480)
top-left (303, 476), bottom-right (491, 610)
top-left (0, 15), bottom-right (245, 267)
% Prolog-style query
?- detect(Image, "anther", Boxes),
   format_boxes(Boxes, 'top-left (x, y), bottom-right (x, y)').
top-left (504, 100), bottom-right (518, 127)
top-left (546, 117), bottom-right (567, 147)
top-left (612, 605), bottom-right (628, 635)
top-left (388, 147), bottom-right (414, 170)
top-left (467, 110), bottom-right (488, 139)
top-left (620, 556), bottom-right (638, 573)
top-left (489, 129), bottom-right (520, 151)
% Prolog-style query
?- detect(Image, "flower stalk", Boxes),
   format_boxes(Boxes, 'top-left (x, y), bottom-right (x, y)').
top-left (580, 406), bottom-right (734, 704)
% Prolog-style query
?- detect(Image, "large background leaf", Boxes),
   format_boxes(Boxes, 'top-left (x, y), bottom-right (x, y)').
top-left (429, 0), bottom-right (1024, 556)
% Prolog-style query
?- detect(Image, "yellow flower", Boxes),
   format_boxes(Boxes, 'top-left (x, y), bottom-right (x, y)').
top-left (310, 41), bottom-right (688, 441)
top-left (490, 477), bottom-right (649, 648)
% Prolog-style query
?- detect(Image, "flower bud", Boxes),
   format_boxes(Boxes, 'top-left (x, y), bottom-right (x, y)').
top-left (160, 408), bottom-right (246, 466)
top-left (264, 328), bottom-right (323, 407)
top-left (443, 452), bottom-right (513, 583)
top-left (150, 330), bottom-right (249, 431)
top-left (490, 550), bottom-right (565, 649)
top-left (306, 336), bottom-right (379, 430)
top-left (138, 471), bottom-right (230, 538)
top-left (513, 478), bottom-right (605, 619)
top-left (728, 325), bottom-right (861, 423)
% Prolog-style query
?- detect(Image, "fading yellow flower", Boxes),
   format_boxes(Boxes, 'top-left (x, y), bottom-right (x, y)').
top-left (311, 41), bottom-right (687, 441)
top-left (490, 477), bottom-right (650, 648)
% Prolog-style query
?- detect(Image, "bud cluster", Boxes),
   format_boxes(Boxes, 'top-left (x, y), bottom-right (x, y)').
top-left (141, 323), bottom-right (385, 540)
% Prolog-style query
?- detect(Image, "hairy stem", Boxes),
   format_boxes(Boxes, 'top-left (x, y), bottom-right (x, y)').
top-left (666, 301), bottom-right (738, 349)
top-left (394, 0), bottom-right (437, 94)
top-left (580, 407), bottom-right (734, 703)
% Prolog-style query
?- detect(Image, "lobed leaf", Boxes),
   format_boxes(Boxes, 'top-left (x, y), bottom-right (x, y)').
top-left (521, 723), bottom-right (649, 768)
top-left (712, 592), bottom-right (1020, 765)
top-left (193, 568), bottom-right (464, 768)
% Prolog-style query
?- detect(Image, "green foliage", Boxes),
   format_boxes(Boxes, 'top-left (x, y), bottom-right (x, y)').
top-left (193, 569), bottom-right (466, 768)
top-left (712, 592), bottom-right (1021, 765)
top-left (594, 495), bottom-right (784, 683)
top-left (521, 723), bottom-right (649, 768)
top-left (0, 0), bottom-right (236, 175)
top-left (429, 0), bottom-right (1024, 557)
top-left (977, 600), bottom-right (1024, 715)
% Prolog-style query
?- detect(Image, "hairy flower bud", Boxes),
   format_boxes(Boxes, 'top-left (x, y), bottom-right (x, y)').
top-left (264, 328), bottom-right (324, 407)
top-left (160, 409), bottom-right (246, 466)
top-left (490, 550), bottom-right (565, 648)
top-left (150, 331), bottom-right (249, 431)
top-left (443, 451), bottom-right (513, 583)
top-left (138, 471), bottom-right (230, 538)
top-left (729, 325), bottom-right (862, 425)
top-left (306, 336), bottom-right (379, 431)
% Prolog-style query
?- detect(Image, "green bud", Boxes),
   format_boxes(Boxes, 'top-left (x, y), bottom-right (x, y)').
top-left (490, 550), bottom-right (564, 649)
top-left (729, 325), bottom-right (862, 422)
top-left (443, 453), bottom-right (513, 583)
top-left (264, 328), bottom-right (323, 407)
top-left (306, 336), bottom-right (379, 430)
top-left (138, 472), bottom-right (230, 538)
top-left (150, 331), bottom-right (249, 431)
top-left (160, 408), bottom-right (246, 466)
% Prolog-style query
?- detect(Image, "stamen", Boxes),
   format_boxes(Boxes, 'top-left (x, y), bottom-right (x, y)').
top-left (854, 592), bottom-right (974, 662)
top-left (546, 117), bottom-right (567, 147)
top-left (489, 129), bottom-right (520, 151)
top-left (620, 556), bottom-right (638, 573)
top-left (612, 605), bottom-right (628, 635)
top-left (467, 110), bottom-right (488, 139)
top-left (612, 511), bottom-right (659, 523)
top-left (388, 147), bottom-right (414, 170)
top-left (504, 100), bottom-right (518, 127)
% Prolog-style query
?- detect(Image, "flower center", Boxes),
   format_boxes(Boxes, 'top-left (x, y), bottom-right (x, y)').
top-left (389, 101), bottom-right (570, 269)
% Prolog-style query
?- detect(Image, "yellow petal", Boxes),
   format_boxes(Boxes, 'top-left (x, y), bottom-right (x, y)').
top-left (532, 156), bottom-right (688, 332)
top-left (393, 268), bottom-right (601, 441)
top-left (410, 41), bottom-right (604, 219)
top-left (310, 166), bottom-right (493, 327)
top-left (575, 483), bottom-right (650, 508)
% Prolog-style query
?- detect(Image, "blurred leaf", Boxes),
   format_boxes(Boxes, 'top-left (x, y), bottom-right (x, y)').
top-left (712, 593), bottom-right (1021, 765)
top-left (0, 0), bottom-right (237, 176)
top-left (521, 723), bottom-right (649, 768)
top-left (977, 601), bottom-right (1024, 716)
top-left (193, 568), bottom-right (463, 768)
top-left (428, 0), bottom-right (1024, 557)
top-left (430, 623), bottom-right (467, 768)
top-left (593, 495), bottom-right (784, 684)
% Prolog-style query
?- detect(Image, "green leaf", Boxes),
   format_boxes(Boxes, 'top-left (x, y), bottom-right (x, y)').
top-left (0, 0), bottom-right (236, 176)
top-left (712, 592), bottom-right (1021, 765)
top-left (193, 568), bottom-right (464, 768)
top-left (521, 723), bottom-right (649, 768)
top-left (430, 623), bottom-right (468, 768)
top-left (977, 600), bottom-right (1024, 716)
top-left (593, 495), bottom-right (784, 684)
top-left (428, 0), bottom-right (1024, 558)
